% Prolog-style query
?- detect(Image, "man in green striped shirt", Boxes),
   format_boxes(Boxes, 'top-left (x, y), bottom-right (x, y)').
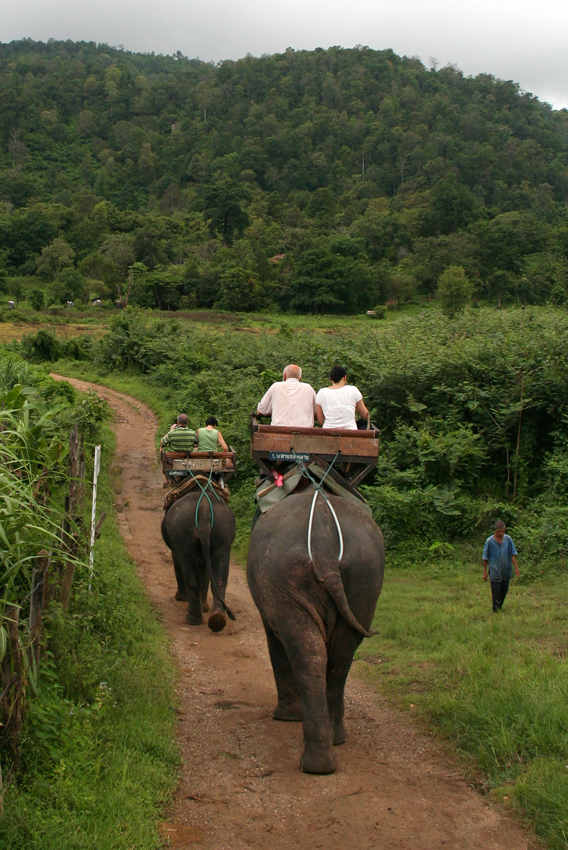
top-left (161, 414), bottom-right (196, 452)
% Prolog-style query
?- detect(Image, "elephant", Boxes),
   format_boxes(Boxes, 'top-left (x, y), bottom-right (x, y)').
top-left (161, 489), bottom-right (236, 632)
top-left (247, 487), bottom-right (385, 774)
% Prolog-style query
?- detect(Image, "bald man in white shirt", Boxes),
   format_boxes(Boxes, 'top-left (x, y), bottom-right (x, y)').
top-left (256, 364), bottom-right (317, 428)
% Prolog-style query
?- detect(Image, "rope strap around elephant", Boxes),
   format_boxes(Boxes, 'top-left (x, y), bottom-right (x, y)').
top-left (294, 451), bottom-right (344, 564)
top-left (187, 467), bottom-right (222, 529)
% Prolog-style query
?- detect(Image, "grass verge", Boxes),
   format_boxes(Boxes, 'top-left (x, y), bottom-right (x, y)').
top-left (358, 548), bottom-right (568, 849)
top-left (0, 423), bottom-right (179, 849)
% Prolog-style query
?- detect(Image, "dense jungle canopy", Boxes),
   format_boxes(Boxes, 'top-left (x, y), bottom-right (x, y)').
top-left (1, 39), bottom-right (568, 312)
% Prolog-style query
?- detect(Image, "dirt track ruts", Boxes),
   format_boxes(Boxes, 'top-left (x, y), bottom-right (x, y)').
top-left (50, 374), bottom-right (534, 850)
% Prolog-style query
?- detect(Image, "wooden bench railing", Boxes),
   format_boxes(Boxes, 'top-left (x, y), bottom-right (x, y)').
top-left (250, 415), bottom-right (379, 491)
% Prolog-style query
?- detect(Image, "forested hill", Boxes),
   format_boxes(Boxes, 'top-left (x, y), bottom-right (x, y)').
top-left (1, 39), bottom-right (568, 312)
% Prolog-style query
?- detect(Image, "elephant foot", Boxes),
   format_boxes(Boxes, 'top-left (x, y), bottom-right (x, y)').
top-left (201, 601), bottom-right (210, 613)
top-left (273, 703), bottom-right (303, 722)
top-left (333, 723), bottom-right (347, 745)
top-left (300, 745), bottom-right (337, 775)
top-left (185, 613), bottom-right (204, 625)
top-left (175, 590), bottom-right (188, 602)
top-left (208, 611), bottom-right (226, 633)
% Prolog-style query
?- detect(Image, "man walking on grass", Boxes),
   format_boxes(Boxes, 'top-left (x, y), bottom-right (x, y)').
top-left (483, 520), bottom-right (520, 612)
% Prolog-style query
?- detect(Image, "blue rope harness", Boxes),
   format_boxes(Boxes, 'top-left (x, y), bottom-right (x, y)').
top-left (186, 467), bottom-right (222, 529)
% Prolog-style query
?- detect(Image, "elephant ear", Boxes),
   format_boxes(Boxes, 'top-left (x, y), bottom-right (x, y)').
top-left (311, 555), bottom-right (376, 639)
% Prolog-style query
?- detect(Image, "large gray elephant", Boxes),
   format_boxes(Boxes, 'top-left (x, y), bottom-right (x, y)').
top-left (247, 488), bottom-right (384, 774)
top-left (161, 490), bottom-right (236, 632)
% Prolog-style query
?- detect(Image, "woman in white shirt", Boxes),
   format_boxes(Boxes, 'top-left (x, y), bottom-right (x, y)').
top-left (316, 366), bottom-right (369, 430)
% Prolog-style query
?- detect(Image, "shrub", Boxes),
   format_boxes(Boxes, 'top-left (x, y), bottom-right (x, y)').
top-left (369, 305), bottom-right (387, 319)
top-left (437, 265), bottom-right (473, 316)
top-left (29, 287), bottom-right (46, 311)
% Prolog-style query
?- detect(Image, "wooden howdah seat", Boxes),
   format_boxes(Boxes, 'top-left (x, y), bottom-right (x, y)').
top-left (250, 414), bottom-right (380, 495)
top-left (161, 449), bottom-right (236, 488)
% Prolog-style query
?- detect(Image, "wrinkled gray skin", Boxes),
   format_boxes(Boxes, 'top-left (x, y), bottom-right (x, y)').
top-left (161, 491), bottom-right (236, 632)
top-left (247, 489), bottom-right (384, 774)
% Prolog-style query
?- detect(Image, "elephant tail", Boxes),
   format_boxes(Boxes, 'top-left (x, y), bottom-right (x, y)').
top-left (312, 556), bottom-right (376, 639)
top-left (196, 506), bottom-right (236, 622)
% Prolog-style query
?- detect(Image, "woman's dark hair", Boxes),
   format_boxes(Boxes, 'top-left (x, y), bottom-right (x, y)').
top-left (206, 416), bottom-right (218, 427)
top-left (330, 366), bottom-right (347, 383)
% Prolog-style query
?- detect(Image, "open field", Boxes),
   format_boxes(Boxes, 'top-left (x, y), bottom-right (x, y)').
top-left (0, 320), bottom-right (105, 343)
top-left (360, 559), bottom-right (568, 848)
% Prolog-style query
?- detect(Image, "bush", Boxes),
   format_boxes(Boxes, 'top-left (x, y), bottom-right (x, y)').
top-left (437, 265), bottom-right (473, 316)
top-left (368, 305), bottom-right (387, 319)
top-left (21, 329), bottom-right (61, 362)
top-left (29, 287), bottom-right (46, 311)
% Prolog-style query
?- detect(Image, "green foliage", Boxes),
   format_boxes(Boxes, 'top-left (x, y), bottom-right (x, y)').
top-left (0, 41), bottom-right (567, 312)
top-left (369, 305), bottom-right (387, 319)
top-left (20, 329), bottom-right (90, 363)
top-left (437, 265), bottom-right (474, 316)
top-left (1, 425), bottom-right (178, 849)
top-left (28, 286), bottom-right (45, 311)
top-left (52, 267), bottom-right (87, 305)
top-left (53, 306), bottom-right (568, 576)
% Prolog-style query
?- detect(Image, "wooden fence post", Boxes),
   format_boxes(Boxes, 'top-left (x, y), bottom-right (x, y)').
top-left (29, 551), bottom-right (49, 669)
top-left (68, 423), bottom-right (80, 518)
top-left (59, 426), bottom-right (85, 613)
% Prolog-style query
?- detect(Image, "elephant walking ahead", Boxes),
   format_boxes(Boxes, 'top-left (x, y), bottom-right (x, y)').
top-left (247, 488), bottom-right (385, 774)
top-left (162, 490), bottom-right (236, 632)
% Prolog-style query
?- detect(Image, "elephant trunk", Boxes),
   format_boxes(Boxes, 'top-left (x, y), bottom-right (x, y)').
top-left (196, 509), bottom-right (236, 622)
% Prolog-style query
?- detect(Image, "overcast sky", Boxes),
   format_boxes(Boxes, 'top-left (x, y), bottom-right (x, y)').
top-left (1, 0), bottom-right (566, 110)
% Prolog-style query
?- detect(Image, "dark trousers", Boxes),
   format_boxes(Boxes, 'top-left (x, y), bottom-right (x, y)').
top-left (490, 580), bottom-right (510, 612)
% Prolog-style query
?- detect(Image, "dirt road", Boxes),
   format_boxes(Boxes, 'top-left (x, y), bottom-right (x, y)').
top-left (51, 375), bottom-right (534, 850)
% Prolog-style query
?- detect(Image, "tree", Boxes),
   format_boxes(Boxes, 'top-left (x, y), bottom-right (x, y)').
top-left (8, 129), bottom-right (28, 169)
top-left (36, 237), bottom-right (75, 280)
top-left (217, 266), bottom-right (258, 312)
top-left (100, 234), bottom-right (135, 282)
top-left (133, 229), bottom-right (167, 270)
top-left (202, 180), bottom-right (250, 244)
top-left (53, 267), bottom-right (88, 304)
top-left (437, 265), bottom-right (473, 317)
top-left (29, 287), bottom-right (45, 311)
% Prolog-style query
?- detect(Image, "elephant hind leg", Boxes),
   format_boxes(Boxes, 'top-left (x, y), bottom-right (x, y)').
top-left (264, 623), bottom-right (302, 721)
top-left (173, 554), bottom-right (188, 602)
top-left (277, 618), bottom-right (336, 774)
top-left (326, 618), bottom-right (364, 746)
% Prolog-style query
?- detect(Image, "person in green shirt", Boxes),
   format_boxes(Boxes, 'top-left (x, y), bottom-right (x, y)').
top-left (161, 414), bottom-right (197, 452)
top-left (196, 417), bottom-right (229, 452)
top-left (160, 414), bottom-right (197, 488)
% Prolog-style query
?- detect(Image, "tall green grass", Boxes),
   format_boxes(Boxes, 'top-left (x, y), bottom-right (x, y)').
top-left (1, 425), bottom-right (179, 849)
top-left (359, 550), bottom-right (568, 848)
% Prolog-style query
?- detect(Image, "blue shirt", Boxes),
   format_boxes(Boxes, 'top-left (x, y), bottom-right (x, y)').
top-left (482, 534), bottom-right (517, 581)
